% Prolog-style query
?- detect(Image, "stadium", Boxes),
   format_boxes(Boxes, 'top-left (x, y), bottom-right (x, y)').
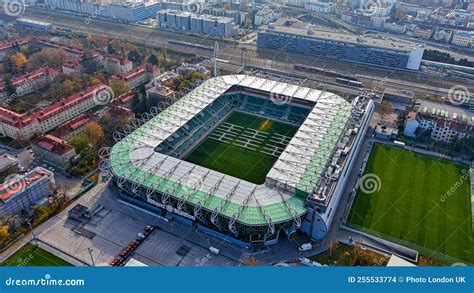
top-left (108, 75), bottom-right (374, 246)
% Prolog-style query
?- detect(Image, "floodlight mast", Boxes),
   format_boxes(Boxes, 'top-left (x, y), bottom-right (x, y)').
top-left (213, 41), bottom-right (219, 77)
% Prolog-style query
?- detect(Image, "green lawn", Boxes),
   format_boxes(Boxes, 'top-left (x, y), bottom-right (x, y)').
top-left (347, 144), bottom-right (473, 264)
top-left (184, 111), bottom-right (298, 184)
top-left (1, 243), bottom-right (72, 266)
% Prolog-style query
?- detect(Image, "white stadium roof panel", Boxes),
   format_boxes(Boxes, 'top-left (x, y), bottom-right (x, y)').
top-left (110, 75), bottom-right (354, 226)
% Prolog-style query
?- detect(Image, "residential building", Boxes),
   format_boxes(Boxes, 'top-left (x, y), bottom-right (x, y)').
top-left (146, 81), bottom-right (177, 107)
top-left (110, 64), bottom-right (160, 89)
top-left (304, 1), bottom-right (336, 13)
top-left (0, 38), bottom-right (31, 61)
top-left (62, 57), bottom-right (82, 75)
top-left (451, 30), bottom-right (474, 47)
top-left (35, 0), bottom-right (163, 22)
top-left (32, 134), bottom-right (76, 169)
top-left (383, 22), bottom-right (407, 33)
top-left (145, 71), bottom-right (179, 107)
top-left (103, 55), bottom-right (133, 75)
top-left (111, 91), bottom-right (134, 109)
top-left (201, 8), bottom-right (248, 25)
top-left (157, 10), bottom-right (235, 38)
top-left (433, 29), bottom-right (453, 42)
top-left (0, 154), bottom-right (19, 181)
top-left (254, 6), bottom-right (282, 26)
top-left (413, 26), bottom-right (433, 39)
top-left (108, 105), bottom-right (134, 120)
top-left (0, 167), bottom-right (55, 218)
top-left (404, 101), bottom-right (474, 143)
top-left (0, 84), bottom-right (112, 140)
top-left (51, 112), bottom-right (99, 141)
top-left (359, 1), bottom-right (394, 17)
top-left (0, 67), bottom-right (58, 99)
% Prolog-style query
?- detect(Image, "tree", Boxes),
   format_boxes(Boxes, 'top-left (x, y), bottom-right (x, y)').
top-left (148, 54), bottom-right (159, 66)
top-left (70, 38), bottom-right (84, 48)
top-left (4, 76), bottom-right (16, 97)
top-left (246, 257), bottom-right (261, 266)
top-left (81, 56), bottom-right (102, 75)
top-left (127, 50), bottom-right (142, 64)
top-left (0, 225), bottom-right (9, 246)
top-left (161, 45), bottom-right (167, 63)
top-left (85, 122), bottom-right (104, 145)
top-left (70, 134), bottom-right (90, 154)
top-left (9, 52), bottom-right (27, 69)
top-left (396, 111), bottom-right (407, 133)
top-left (394, 8), bottom-right (407, 22)
top-left (28, 49), bottom-right (68, 70)
top-left (131, 93), bottom-right (149, 114)
top-left (377, 100), bottom-right (393, 120)
top-left (107, 44), bottom-right (116, 55)
top-left (109, 79), bottom-right (131, 97)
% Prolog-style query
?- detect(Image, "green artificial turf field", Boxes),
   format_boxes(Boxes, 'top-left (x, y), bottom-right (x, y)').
top-left (347, 144), bottom-right (473, 264)
top-left (184, 111), bottom-right (298, 184)
top-left (1, 243), bottom-right (72, 266)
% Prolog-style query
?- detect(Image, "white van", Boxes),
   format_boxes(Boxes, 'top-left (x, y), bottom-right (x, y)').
top-left (209, 247), bottom-right (220, 255)
top-left (298, 243), bottom-right (312, 252)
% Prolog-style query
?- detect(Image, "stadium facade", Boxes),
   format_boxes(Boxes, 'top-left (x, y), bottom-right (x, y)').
top-left (109, 75), bottom-right (374, 246)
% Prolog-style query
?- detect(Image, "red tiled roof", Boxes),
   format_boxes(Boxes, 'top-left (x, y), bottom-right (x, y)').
top-left (34, 134), bottom-right (74, 156)
top-left (52, 112), bottom-right (98, 137)
top-left (109, 105), bottom-right (133, 117)
top-left (0, 67), bottom-right (58, 92)
top-left (0, 84), bottom-right (109, 128)
top-left (107, 55), bottom-right (132, 65)
top-left (0, 173), bottom-right (44, 201)
top-left (111, 91), bottom-right (134, 106)
top-left (12, 67), bottom-right (57, 85)
top-left (111, 64), bottom-right (159, 82)
top-left (0, 38), bottom-right (32, 51)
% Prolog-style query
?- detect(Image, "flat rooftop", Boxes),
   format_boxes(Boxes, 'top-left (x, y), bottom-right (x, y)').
top-left (260, 21), bottom-right (422, 53)
top-left (417, 99), bottom-right (474, 126)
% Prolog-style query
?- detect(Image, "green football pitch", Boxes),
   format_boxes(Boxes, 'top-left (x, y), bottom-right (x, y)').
top-left (1, 243), bottom-right (72, 266)
top-left (184, 111), bottom-right (298, 184)
top-left (347, 144), bottom-right (473, 264)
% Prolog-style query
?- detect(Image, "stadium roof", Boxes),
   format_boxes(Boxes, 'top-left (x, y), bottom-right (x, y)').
top-left (110, 75), bottom-right (353, 226)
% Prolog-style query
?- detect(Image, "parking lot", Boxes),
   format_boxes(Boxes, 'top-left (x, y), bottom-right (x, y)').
top-left (35, 181), bottom-right (241, 266)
